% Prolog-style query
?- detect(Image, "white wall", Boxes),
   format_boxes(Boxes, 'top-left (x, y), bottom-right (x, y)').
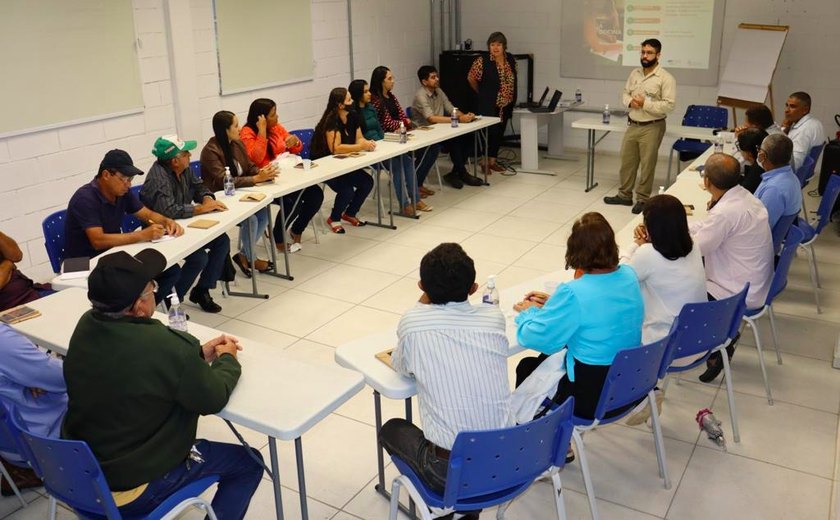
top-left (0, 0), bottom-right (432, 282)
top-left (460, 0), bottom-right (840, 153)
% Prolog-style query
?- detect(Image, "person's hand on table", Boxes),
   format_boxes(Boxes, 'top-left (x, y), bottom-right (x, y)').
top-left (255, 163), bottom-right (278, 183)
top-left (197, 198), bottom-right (228, 214)
top-left (513, 290), bottom-right (550, 312)
top-left (460, 112), bottom-right (476, 123)
top-left (203, 334), bottom-right (242, 362)
top-left (633, 223), bottom-right (649, 245)
top-left (165, 219), bottom-right (184, 237)
top-left (141, 223), bottom-right (166, 241)
top-left (285, 135), bottom-right (300, 150)
top-left (361, 139), bottom-right (376, 152)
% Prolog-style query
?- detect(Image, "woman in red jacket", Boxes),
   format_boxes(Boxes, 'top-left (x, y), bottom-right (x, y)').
top-left (240, 98), bottom-right (324, 252)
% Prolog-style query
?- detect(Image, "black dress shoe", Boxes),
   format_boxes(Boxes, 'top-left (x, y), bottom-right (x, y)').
top-left (632, 201), bottom-right (646, 214)
top-left (698, 341), bottom-right (737, 383)
top-left (189, 288), bottom-right (222, 313)
top-left (460, 172), bottom-right (484, 186)
top-left (604, 195), bottom-right (633, 206)
top-left (443, 172), bottom-right (464, 189)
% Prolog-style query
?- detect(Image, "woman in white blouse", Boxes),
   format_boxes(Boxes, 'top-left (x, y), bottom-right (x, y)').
top-left (621, 194), bottom-right (707, 345)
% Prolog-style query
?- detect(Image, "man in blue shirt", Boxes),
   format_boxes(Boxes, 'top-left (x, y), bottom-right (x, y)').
top-left (0, 324), bottom-right (66, 495)
top-left (64, 149), bottom-right (184, 303)
top-left (755, 133), bottom-right (802, 247)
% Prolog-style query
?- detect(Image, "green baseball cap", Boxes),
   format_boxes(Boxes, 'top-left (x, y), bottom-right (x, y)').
top-left (152, 134), bottom-right (197, 161)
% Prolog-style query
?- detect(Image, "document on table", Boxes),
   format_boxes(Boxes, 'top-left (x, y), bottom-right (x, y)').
top-left (151, 234), bottom-right (177, 243)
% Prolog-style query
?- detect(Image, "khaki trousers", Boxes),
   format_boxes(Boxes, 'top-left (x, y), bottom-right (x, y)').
top-left (617, 119), bottom-right (666, 201)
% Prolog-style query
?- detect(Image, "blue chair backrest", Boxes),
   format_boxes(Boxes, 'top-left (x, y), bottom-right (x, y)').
top-left (121, 185), bottom-right (144, 233)
top-left (590, 338), bottom-right (669, 420)
top-left (811, 174), bottom-right (840, 235)
top-left (290, 128), bottom-right (315, 159)
top-left (766, 225), bottom-right (805, 304)
top-left (808, 143), bottom-right (825, 163)
top-left (771, 213), bottom-right (798, 254)
top-left (682, 105), bottom-right (728, 129)
top-left (42, 209), bottom-right (68, 274)
top-left (189, 160), bottom-right (202, 179)
top-left (14, 411), bottom-right (124, 519)
top-left (440, 397), bottom-right (574, 505)
top-left (405, 106), bottom-right (412, 119)
top-left (660, 285), bottom-right (748, 378)
top-left (795, 156), bottom-right (815, 187)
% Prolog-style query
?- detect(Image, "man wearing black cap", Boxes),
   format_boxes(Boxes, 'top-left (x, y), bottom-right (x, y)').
top-left (141, 135), bottom-right (229, 313)
top-left (62, 248), bottom-right (263, 519)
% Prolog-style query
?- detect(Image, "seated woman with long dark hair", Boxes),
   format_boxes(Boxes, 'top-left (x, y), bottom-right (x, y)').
top-left (514, 212), bottom-right (644, 420)
top-left (348, 79), bottom-right (429, 215)
top-left (240, 98), bottom-right (324, 252)
top-left (200, 110), bottom-right (276, 275)
top-left (310, 88), bottom-right (376, 233)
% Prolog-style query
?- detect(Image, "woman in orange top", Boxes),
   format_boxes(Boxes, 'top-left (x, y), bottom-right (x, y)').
top-left (240, 98), bottom-right (323, 252)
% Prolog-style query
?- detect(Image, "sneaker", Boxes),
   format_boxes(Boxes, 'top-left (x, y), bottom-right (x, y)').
top-left (443, 172), bottom-right (464, 189)
top-left (460, 172), bottom-right (484, 186)
top-left (604, 195), bottom-right (633, 206)
top-left (632, 201), bottom-right (646, 214)
top-left (326, 217), bottom-right (345, 234)
top-left (625, 389), bottom-right (664, 426)
top-left (341, 213), bottom-right (366, 227)
top-left (288, 242), bottom-right (302, 253)
top-left (189, 288), bottom-right (222, 313)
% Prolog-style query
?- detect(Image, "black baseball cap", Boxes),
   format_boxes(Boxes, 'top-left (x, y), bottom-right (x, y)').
top-left (99, 149), bottom-right (144, 177)
top-left (88, 249), bottom-right (166, 312)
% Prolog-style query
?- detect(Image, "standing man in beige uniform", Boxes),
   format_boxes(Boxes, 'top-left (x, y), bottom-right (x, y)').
top-left (604, 39), bottom-right (676, 214)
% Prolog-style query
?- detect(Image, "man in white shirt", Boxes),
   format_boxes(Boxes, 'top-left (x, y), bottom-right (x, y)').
top-left (380, 243), bottom-right (511, 513)
top-left (604, 38), bottom-right (676, 214)
top-left (690, 153), bottom-right (774, 382)
top-left (782, 92), bottom-right (826, 171)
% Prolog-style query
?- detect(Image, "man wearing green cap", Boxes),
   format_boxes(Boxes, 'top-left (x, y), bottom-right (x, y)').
top-left (141, 135), bottom-right (230, 313)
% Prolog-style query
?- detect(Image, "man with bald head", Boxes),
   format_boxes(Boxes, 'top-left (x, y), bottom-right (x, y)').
top-left (782, 91), bottom-right (825, 170)
top-left (689, 153), bottom-right (774, 382)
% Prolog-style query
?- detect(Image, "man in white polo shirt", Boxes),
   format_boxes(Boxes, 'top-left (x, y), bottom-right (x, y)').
top-left (782, 91), bottom-right (826, 170)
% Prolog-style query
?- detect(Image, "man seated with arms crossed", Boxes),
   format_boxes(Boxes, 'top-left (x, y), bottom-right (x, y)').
top-left (380, 243), bottom-right (511, 520)
top-left (62, 248), bottom-right (263, 519)
top-left (782, 91), bottom-right (826, 170)
top-left (0, 324), bottom-right (66, 496)
top-left (411, 65), bottom-right (482, 190)
top-left (141, 135), bottom-right (229, 313)
top-left (754, 133), bottom-right (802, 247)
top-left (0, 231), bottom-right (52, 311)
top-left (65, 149), bottom-right (183, 304)
top-left (690, 153), bottom-right (774, 383)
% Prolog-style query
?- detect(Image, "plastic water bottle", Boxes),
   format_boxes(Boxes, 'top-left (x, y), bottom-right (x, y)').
top-left (167, 289), bottom-right (188, 332)
top-left (575, 87), bottom-right (582, 103)
top-left (223, 166), bottom-right (235, 196)
top-left (658, 186), bottom-right (665, 195)
top-left (713, 135), bottom-right (724, 154)
top-left (602, 104), bottom-right (611, 124)
top-left (482, 275), bottom-right (499, 305)
top-left (451, 107), bottom-right (459, 128)
top-left (399, 121), bottom-right (407, 144)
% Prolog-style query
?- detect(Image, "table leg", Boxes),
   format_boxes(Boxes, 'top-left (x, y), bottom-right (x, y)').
top-left (264, 198), bottom-right (294, 281)
top-left (295, 438), bottom-right (309, 520)
top-left (268, 438), bottom-right (286, 520)
top-left (224, 206), bottom-right (270, 299)
top-left (372, 391), bottom-right (417, 519)
top-left (585, 129), bottom-right (599, 192)
top-left (369, 163), bottom-right (399, 229)
top-left (545, 111), bottom-right (579, 162)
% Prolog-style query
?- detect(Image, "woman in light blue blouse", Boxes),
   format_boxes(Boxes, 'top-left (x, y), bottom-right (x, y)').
top-left (513, 212), bottom-right (644, 419)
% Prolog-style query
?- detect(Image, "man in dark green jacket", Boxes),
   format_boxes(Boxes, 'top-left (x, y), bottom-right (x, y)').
top-left (63, 248), bottom-right (262, 519)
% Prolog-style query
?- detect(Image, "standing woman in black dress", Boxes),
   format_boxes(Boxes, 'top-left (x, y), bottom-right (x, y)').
top-left (468, 31), bottom-right (517, 175)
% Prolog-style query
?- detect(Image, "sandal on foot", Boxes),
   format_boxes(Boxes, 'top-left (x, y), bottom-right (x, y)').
top-left (253, 258), bottom-right (274, 273)
top-left (341, 213), bottom-right (366, 226)
top-left (232, 253), bottom-right (252, 278)
top-left (326, 218), bottom-right (345, 234)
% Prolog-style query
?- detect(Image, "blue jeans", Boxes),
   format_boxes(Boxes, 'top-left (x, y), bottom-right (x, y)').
top-left (117, 439), bottom-right (264, 520)
top-left (176, 233), bottom-right (231, 297)
top-left (239, 208), bottom-right (270, 262)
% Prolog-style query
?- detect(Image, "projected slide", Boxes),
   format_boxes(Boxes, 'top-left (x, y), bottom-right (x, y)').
top-left (562, 0), bottom-right (724, 86)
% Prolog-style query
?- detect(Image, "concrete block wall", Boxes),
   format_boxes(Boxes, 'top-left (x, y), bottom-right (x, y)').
top-left (460, 0), bottom-right (840, 156)
top-left (0, 0), bottom-right (432, 282)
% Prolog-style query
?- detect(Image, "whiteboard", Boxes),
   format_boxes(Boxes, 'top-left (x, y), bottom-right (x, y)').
top-left (717, 24), bottom-right (788, 103)
top-left (0, 0), bottom-right (143, 138)
top-left (214, 0), bottom-right (314, 95)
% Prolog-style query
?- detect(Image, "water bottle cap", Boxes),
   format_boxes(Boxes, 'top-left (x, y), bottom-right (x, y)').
top-left (168, 288), bottom-right (180, 306)
top-left (487, 274), bottom-right (497, 287)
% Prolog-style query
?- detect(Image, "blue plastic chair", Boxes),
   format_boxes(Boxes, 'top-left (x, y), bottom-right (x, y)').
top-left (12, 408), bottom-right (219, 520)
top-left (660, 286), bottom-right (749, 443)
top-left (794, 156), bottom-right (816, 188)
top-left (742, 225), bottom-right (805, 406)
top-left (0, 400), bottom-right (34, 508)
top-left (42, 210), bottom-right (68, 274)
top-left (571, 337), bottom-right (670, 520)
top-left (771, 213), bottom-right (798, 254)
top-left (388, 397), bottom-right (575, 520)
top-left (804, 143), bottom-right (825, 184)
top-left (666, 105), bottom-right (728, 185)
top-left (796, 174), bottom-right (840, 313)
top-left (289, 128), bottom-right (315, 159)
top-left (189, 160), bottom-right (202, 179)
top-left (121, 185), bottom-right (145, 233)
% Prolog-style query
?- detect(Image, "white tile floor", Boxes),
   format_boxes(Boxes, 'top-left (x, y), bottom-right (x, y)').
top-left (4, 150), bottom-right (839, 520)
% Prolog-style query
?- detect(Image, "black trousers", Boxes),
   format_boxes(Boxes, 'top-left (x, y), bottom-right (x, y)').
top-left (273, 185), bottom-right (324, 240)
top-left (515, 353), bottom-right (639, 420)
top-left (325, 170), bottom-right (374, 221)
top-left (485, 112), bottom-right (508, 159)
top-left (380, 418), bottom-right (448, 493)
